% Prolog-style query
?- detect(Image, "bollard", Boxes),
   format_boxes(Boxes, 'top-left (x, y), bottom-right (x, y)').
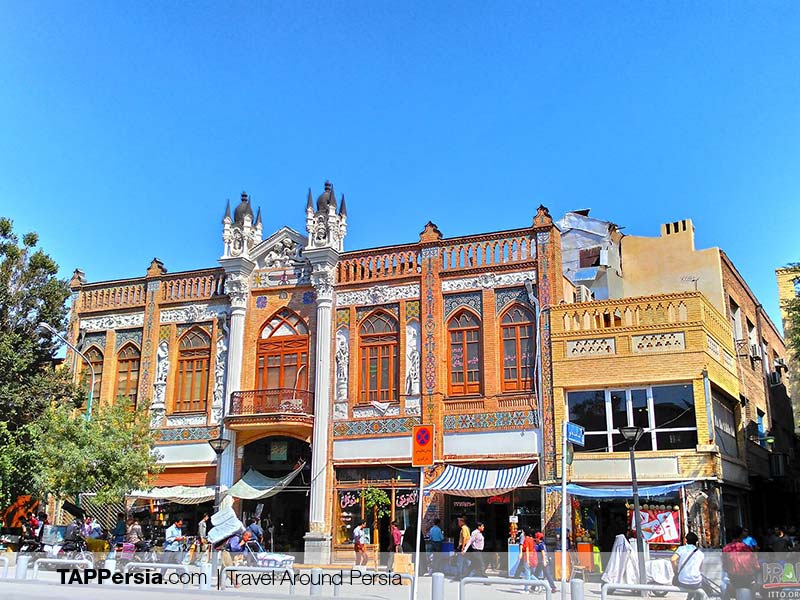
top-left (333, 579), bottom-right (341, 597)
top-left (15, 555), bottom-right (30, 580)
top-left (736, 589), bottom-right (753, 600)
top-left (431, 572), bottom-right (445, 600)
top-left (571, 577), bottom-right (585, 600)
top-left (310, 567), bottom-right (323, 596)
top-left (105, 558), bottom-right (117, 573)
top-left (199, 562), bottom-right (213, 590)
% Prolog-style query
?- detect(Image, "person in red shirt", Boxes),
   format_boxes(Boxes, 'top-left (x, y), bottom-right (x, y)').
top-left (723, 526), bottom-right (760, 600)
top-left (517, 527), bottom-right (539, 594)
top-left (387, 521), bottom-right (403, 573)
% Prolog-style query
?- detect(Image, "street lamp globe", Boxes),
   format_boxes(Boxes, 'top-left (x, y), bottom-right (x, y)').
top-left (208, 436), bottom-right (230, 456)
top-left (618, 425), bottom-right (644, 444)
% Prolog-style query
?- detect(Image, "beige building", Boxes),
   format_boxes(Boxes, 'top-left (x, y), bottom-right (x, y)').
top-left (776, 266), bottom-right (800, 430)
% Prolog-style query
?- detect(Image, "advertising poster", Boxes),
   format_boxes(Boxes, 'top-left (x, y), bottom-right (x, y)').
top-left (628, 508), bottom-right (681, 544)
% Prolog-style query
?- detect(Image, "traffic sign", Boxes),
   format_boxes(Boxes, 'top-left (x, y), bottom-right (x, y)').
top-left (412, 424), bottom-right (434, 467)
top-left (566, 421), bottom-right (585, 447)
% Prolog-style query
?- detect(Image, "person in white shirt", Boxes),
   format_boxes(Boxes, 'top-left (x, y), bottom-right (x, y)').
top-left (672, 532), bottom-right (708, 600)
top-left (353, 520), bottom-right (368, 566)
top-left (463, 522), bottom-right (486, 577)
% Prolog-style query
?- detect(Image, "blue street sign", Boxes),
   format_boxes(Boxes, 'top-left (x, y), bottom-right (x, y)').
top-left (566, 421), bottom-right (585, 447)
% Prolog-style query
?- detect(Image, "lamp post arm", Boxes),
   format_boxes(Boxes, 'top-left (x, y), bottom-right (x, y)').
top-left (43, 326), bottom-right (95, 420)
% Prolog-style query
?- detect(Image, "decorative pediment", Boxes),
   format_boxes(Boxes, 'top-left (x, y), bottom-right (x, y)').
top-left (251, 227), bottom-right (310, 269)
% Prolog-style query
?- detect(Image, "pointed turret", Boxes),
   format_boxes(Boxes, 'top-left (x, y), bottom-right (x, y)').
top-left (339, 194), bottom-right (347, 217)
top-left (307, 188), bottom-right (314, 211)
top-left (254, 207), bottom-right (262, 227)
top-left (305, 179), bottom-right (348, 252)
top-left (222, 199), bottom-right (232, 223)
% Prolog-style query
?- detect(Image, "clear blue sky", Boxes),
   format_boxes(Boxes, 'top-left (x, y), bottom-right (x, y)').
top-left (1, 1), bottom-right (798, 326)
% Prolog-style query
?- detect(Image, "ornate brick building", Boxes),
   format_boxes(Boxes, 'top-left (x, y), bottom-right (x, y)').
top-left (66, 184), bottom-right (562, 559)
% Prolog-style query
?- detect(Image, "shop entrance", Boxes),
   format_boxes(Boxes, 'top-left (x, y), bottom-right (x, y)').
top-left (240, 436), bottom-right (311, 552)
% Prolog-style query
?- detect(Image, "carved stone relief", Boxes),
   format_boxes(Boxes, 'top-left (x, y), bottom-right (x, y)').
top-left (632, 332), bottom-right (686, 353)
top-left (405, 322), bottom-right (421, 398)
top-left (160, 304), bottom-right (230, 324)
top-left (336, 284), bottom-right (420, 307)
top-left (566, 337), bottom-right (616, 356)
top-left (152, 339), bottom-right (169, 411)
top-left (335, 329), bottom-right (349, 402)
top-left (212, 314), bottom-right (229, 424)
top-left (441, 270), bottom-right (537, 292)
top-left (333, 402), bottom-right (349, 421)
top-left (166, 413), bottom-right (208, 427)
top-left (81, 312), bottom-right (144, 331)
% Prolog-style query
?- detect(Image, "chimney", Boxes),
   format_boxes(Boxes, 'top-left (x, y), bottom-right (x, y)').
top-left (660, 219), bottom-right (695, 248)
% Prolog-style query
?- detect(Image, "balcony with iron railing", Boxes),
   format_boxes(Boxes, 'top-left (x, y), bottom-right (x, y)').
top-left (226, 389), bottom-right (314, 432)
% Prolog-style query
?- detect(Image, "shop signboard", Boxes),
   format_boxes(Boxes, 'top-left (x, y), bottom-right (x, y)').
top-left (396, 490), bottom-right (419, 508)
top-left (628, 507), bottom-right (681, 544)
top-left (339, 490), bottom-right (360, 510)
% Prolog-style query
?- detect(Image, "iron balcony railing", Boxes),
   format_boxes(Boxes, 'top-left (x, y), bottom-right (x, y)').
top-left (229, 389), bottom-right (314, 417)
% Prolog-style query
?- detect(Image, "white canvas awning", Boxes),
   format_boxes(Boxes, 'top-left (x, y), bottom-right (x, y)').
top-left (426, 463), bottom-right (536, 498)
top-left (127, 485), bottom-right (225, 505)
top-left (226, 464), bottom-right (305, 500)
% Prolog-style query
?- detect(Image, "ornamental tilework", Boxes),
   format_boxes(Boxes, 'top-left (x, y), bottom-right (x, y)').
top-left (495, 287), bottom-right (528, 314)
top-left (156, 426), bottom-right (220, 442)
top-left (333, 416), bottom-right (420, 438)
top-left (443, 292), bottom-right (482, 318)
top-left (423, 252), bottom-right (437, 394)
top-left (336, 308), bottom-right (351, 328)
top-left (443, 410), bottom-right (538, 431)
top-left (177, 322), bottom-right (210, 336)
top-left (115, 329), bottom-right (143, 350)
top-left (138, 281), bottom-right (159, 403)
top-left (405, 300), bottom-right (420, 320)
top-left (80, 332), bottom-right (106, 352)
top-left (356, 303), bottom-right (399, 323)
top-left (159, 325), bottom-right (170, 341)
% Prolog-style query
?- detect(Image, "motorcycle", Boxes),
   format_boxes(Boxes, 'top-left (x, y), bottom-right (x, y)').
top-left (114, 539), bottom-right (158, 572)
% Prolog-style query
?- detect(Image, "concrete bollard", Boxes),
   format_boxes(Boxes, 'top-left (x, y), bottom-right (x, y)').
top-left (15, 555), bottom-right (30, 580)
top-left (105, 558), bottom-right (117, 573)
top-left (431, 572), bottom-right (445, 600)
top-left (310, 567), bottom-right (323, 596)
top-left (571, 577), bottom-right (585, 600)
top-left (199, 562), bottom-right (212, 590)
top-left (333, 578), bottom-right (341, 596)
top-left (736, 589), bottom-right (753, 600)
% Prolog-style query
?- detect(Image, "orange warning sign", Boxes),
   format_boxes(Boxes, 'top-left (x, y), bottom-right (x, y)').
top-left (412, 424), bottom-right (434, 467)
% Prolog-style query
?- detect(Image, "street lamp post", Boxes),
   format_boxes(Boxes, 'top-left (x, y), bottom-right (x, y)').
top-left (208, 436), bottom-right (231, 513)
top-left (38, 322), bottom-right (95, 420)
top-left (619, 425), bottom-right (647, 587)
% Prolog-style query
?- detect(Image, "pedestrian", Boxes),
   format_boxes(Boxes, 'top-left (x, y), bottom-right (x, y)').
top-left (353, 520), bottom-right (368, 566)
top-left (197, 513), bottom-right (209, 552)
top-left (516, 527), bottom-right (539, 593)
top-left (428, 519), bottom-right (444, 574)
top-left (456, 516), bottom-right (472, 579)
top-left (463, 522), bottom-right (486, 577)
top-left (769, 527), bottom-right (792, 561)
top-left (722, 526), bottom-right (759, 600)
top-left (672, 532), bottom-right (709, 600)
top-left (533, 531), bottom-right (558, 593)
top-left (246, 517), bottom-right (264, 545)
top-left (387, 520), bottom-right (403, 573)
top-left (126, 516), bottom-right (144, 548)
top-left (111, 512), bottom-right (127, 545)
top-left (164, 518), bottom-right (186, 564)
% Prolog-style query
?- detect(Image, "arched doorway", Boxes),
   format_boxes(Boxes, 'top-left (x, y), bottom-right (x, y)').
top-left (240, 435), bottom-right (311, 552)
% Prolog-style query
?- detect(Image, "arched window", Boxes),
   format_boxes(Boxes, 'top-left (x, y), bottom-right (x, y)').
top-left (175, 328), bottom-right (212, 413)
top-left (257, 309), bottom-right (309, 391)
top-left (448, 310), bottom-right (482, 395)
top-left (83, 346), bottom-right (103, 401)
top-left (359, 311), bottom-right (399, 403)
top-left (115, 344), bottom-right (140, 404)
top-left (500, 305), bottom-right (535, 392)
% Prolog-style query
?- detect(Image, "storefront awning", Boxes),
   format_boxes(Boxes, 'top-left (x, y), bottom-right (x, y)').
top-left (127, 485), bottom-right (224, 505)
top-left (226, 463), bottom-right (305, 500)
top-left (547, 481), bottom-right (693, 498)
top-left (426, 463), bottom-right (536, 498)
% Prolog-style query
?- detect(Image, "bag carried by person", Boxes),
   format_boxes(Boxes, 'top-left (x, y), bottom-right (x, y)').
top-left (673, 548), bottom-right (699, 587)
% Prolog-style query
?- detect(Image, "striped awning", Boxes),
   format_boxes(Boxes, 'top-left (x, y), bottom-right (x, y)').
top-left (426, 463), bottom-right (536, 498)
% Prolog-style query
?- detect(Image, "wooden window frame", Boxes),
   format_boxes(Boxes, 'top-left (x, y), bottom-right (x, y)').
top-left (358, 311), bottom-right (399, 404)
top-left (174, 328), bottom-right (212, 414)
top-left (447, 309), bottom-right (482, 396)
top-left (500, 304), bottom-right (535, 393)
top-left (115, 343), bottom-right (140, 404)
top-left (83, 346), bottom-right (104, 401)
top-left (256, 309), bottom-right (310, 392)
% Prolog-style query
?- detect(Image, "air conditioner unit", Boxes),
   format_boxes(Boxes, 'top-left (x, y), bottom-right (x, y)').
top-left (768, 371), bottom-right (782, 387)
top-left (576, 285), bottom-right (593, 303)
top-left (774, 357), bottom-right (788, 372)
top-left (750, 344), bottom-right (762, 361)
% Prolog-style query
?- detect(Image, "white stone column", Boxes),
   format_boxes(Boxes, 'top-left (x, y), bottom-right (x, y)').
top-left (218, 269), bottom-right (251, 487)
top-left (303, 250), bottom-right (338, 563)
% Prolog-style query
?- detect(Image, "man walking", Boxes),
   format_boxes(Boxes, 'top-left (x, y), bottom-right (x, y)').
top-left (533, 532), bottom-right (558, 593)
top-left (387, 520), bottom-right (402, 573)
top-left (456, 516), bottom-right (472, 579)
top-left (197, 513), bottom-right (209, 553)
top-left (353, 520), bottom-right (368, 566)
top-left (246, 517), bottom-right (264, 545)
top-left (672, 532), bottom-right (708, 600)
top-left (164, 518), bottom-right (186, 564)
top-left (428, 519), bottom-right (444, 574)
top-left (463, 522), bottom-right (486, 577)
